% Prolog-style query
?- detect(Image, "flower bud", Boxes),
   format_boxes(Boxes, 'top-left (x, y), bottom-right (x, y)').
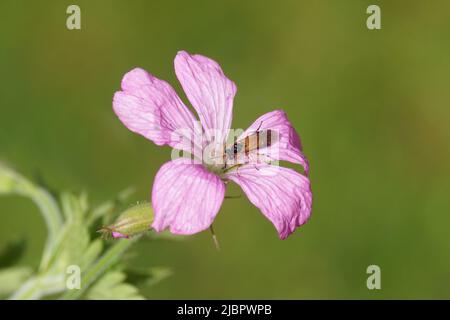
top-left (98, 202), bottom-right (154, 239)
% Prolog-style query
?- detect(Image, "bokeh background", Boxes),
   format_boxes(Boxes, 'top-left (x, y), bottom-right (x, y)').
top-left (1, 0), bottom-right (450, 299)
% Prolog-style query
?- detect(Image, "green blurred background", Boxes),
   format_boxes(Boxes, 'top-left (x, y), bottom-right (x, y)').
top-left (1, 0), bottom-right (450, 299)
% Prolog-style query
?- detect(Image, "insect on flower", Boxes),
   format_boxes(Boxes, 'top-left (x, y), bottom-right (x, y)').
top-left (215, 121), bottom-right (279, 173)
top-left (113, 51), bottom-right (312, 239)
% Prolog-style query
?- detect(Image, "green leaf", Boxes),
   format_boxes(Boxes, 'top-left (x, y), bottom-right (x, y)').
top-left (86, 271), bottom-right (143, 300)
top-left (2, 164), bottom-right (174, 300)
top-left (79, 239), bottom-right (103, 271)
top-left (60, 237), bottom-right (138, 300)
top-left (41, 191), bottom-right (91, 273)
top-left (0, 266), bottom-right (33, 296)
top-left (51, 222), bottom-right (90, 272)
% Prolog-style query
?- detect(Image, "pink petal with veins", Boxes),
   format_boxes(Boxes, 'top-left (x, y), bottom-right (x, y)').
top-left (113, 68), bottom-right (202, 154)
top-left (151, 158), bottom-right (226, 235)
top-left (174, 51), bottom-right (236, 146)
top-left (225, 164), bottom-right (312, 239)
top-left (238, 110), bottom-right (310, 174)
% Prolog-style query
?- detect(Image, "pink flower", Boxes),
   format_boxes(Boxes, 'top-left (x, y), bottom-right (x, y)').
top-left (113, 51), bottom-right (312, 239)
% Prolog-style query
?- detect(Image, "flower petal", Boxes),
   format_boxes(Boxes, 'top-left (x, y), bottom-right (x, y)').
top-left (174, 51), bottom-right (236, 146)
top-left (113, 68), bottom-right (201, 154)
top-left (239, 110), bottom-right (309, 174)
top-left (151, 158), bottom-right (226, 235)
top-left (112, 232), bottom-right (129, 239)
top-left (225, 164), bottom-right (312, 239)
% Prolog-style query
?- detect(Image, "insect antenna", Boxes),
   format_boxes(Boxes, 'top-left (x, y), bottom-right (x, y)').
top-left (256, 120), bottom-right (264, 132)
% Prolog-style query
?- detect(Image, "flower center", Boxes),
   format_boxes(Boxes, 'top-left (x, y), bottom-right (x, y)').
top-left (202, 146), bottom-right (226, 175)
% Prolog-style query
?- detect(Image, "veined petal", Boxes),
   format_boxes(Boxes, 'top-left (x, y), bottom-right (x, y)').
top-left (239, 110), bottom-right (309, 174)
top-left (151, 158), bottom-right (226, 235)
top-left (225, 164), bottom-right (312, 239)
top-left (174, 51), bottom-right (236, 146)
top-left (113, 68), bottom-right (202, 154)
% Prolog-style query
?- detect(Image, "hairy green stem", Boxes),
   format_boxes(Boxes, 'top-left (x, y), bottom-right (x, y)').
top-left (0, 166), bottom-right (63, 272)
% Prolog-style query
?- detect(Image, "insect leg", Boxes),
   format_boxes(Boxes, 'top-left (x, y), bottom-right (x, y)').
top-left (256, 120), bottom-right (264, 132)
